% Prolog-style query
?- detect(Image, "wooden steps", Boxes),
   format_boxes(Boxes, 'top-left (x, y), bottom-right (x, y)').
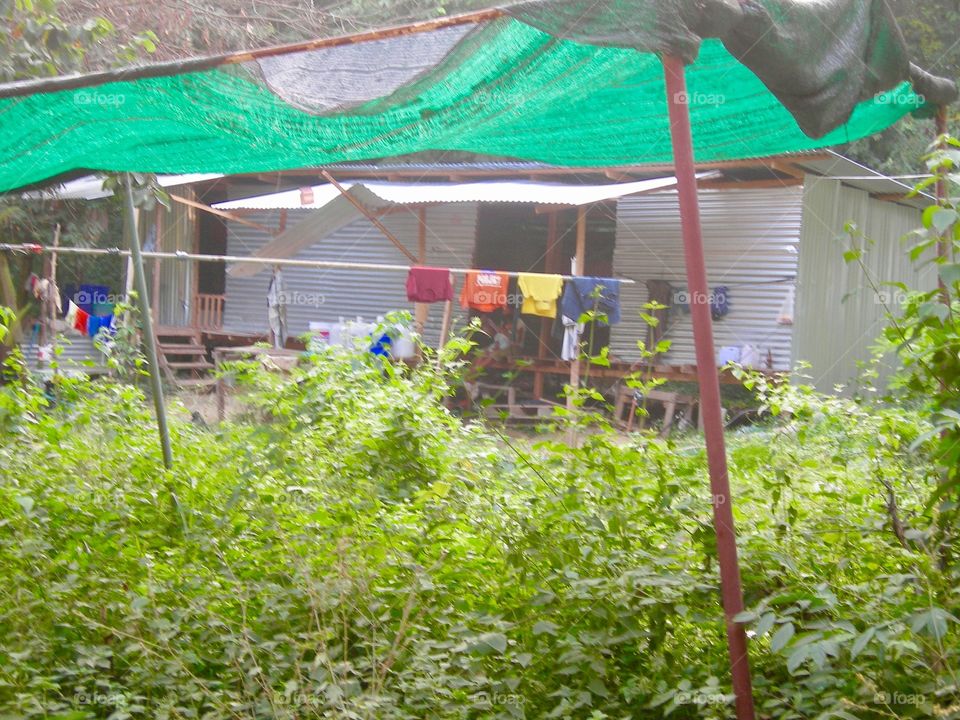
top-left (166, 361), bottom-right (214, 371)
top-left (155, 328), bottom-right (213, 385)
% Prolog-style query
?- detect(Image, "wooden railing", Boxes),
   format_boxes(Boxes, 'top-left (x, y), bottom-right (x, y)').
top-left (193, 293), bottom-right (224, 330)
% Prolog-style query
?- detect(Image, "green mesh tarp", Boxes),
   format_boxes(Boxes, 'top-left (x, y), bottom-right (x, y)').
top-left (0, 5), bottom-right (950, 193)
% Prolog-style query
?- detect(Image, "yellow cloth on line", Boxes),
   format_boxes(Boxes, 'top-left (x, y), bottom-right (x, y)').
top-left (518, 273), bottom-right (564, 318)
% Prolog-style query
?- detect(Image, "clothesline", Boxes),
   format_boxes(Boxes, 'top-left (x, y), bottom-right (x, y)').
top-left (618, 272), bottom-right (795, 288)
top-left (0, 244), bottom-right (637, 284)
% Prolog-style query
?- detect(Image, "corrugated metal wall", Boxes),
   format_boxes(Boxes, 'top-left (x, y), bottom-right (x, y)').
top-left (793, 176), bottom-right (933, 392)
top-left (24, 333), bottom-right (106, 371)
top-left (613, 188), bottom-right (802, 369)
top-left (151, 191), bottom-right (197, 327)
top-left (223, 203), bottom-right (478, 345)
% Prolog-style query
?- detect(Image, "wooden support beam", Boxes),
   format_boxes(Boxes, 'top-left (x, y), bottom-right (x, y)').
top-left (220, 154), bottom-right (833, 188)
top-left (320, 170), bottom-right (418, 263)
top-left (766, 160), bottom-right (806, 179)
top-left (168, 193), bottom-right (274, 234)
top-left (152, 209), bottom-right (162, 323)
top-left (436, 269), bottom-right (455, 365)
top-left (534, 211), bottom-right (561, 400)
top-left (567, 206), bottom-right (586, 413)
top-left (604, 169), bottom-right (631, 181)
top-left (415, 207), bottom-right (429, 336)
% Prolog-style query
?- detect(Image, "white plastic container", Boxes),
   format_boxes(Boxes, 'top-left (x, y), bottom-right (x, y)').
top-left (717, 345), bottom-right (741, 367)
top-left (307, 321), bottom-right (332, 352)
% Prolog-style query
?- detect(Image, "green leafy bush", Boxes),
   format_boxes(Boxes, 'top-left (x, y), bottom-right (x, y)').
top-left (0, 346), bottom-right (955, 718)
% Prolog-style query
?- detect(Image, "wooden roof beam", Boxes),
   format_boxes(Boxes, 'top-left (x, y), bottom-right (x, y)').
top-left (168, 193), bottom-right (275, 234)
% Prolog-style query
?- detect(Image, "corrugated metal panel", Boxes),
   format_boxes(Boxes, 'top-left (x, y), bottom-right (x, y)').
top-left (24, 333), bottom-right (107, 372)
top-left (613, 188), bottom-right (802, 369)
top-left (223, 203), bottom-right (478, 346)
top-left (153, 192), bottom-right (197, 327)
top-left (793, 153), bottom-right (934, 209)
top-left (793, 176), bottom-right (934, 392)
top-left (227, 196), bottom-right (363, 278)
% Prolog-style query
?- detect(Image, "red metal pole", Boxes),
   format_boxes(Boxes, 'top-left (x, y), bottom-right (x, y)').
top-left (662, 54), bottom-right (756, 719)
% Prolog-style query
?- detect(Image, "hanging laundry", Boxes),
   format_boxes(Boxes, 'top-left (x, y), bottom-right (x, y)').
top-left (406, 266), bottom-right (453, 303)
top-left (460, 270), bottom-right (509, 312)
top-left (518, 273), bottom-right (563, 318)
top-left (266, 267), bottom-right (288, 349)
top-left (560, 277), bottom-right (621, 325)
top-left (72, 306), bottom-right (90, 335)
top-left (369, 332), bottom-right (393, 358)
top-left (87, 314), bottom-right (116, 339)
top-left (64, 300), bottom-right (79, 327)
top-left (710, 286), bottom-right (730, 320)
top-left (25, 273), bottom-right (40, 296)
top-left (560, 315), bottom-right (583, 361)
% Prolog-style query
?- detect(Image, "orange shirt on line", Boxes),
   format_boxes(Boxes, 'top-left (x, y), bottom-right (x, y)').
top-left (460, 270), bottom-right (509, 313)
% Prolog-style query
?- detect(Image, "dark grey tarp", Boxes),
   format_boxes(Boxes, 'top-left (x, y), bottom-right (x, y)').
top-left (508, 0), bottom-right (957, 137)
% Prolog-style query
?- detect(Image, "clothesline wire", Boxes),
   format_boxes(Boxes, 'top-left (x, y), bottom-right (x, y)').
top-left (618, 272), bottom-right (795, 288)
top-left (0, 244), bottom-right (637, 284)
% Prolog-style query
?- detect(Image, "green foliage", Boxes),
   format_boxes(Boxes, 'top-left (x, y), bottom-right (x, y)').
top-left (855, 136), bottom-right (960, 571)
top-left (0, 1), bottom-right (157, 307)
top-left (0, 329), bottom-right (956, 717)
top-left (844, 1), bottom-right (958, 174)
top-left (0, 0), bottom-right (155, 81)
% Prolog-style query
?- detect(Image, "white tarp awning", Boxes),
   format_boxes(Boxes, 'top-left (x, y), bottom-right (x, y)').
top-left (215, 176), bottom-right (689, 211)
top-left (20, 173), bottom-right (224, 201)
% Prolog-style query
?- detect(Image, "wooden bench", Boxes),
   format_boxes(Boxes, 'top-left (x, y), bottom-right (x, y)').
top-left (614, 386), bottom-right (702, 436)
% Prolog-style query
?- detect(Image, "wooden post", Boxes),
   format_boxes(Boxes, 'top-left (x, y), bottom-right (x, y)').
top-left (45, 224), bottom-right (61, 362)
top-left (436, 272), bottom-right (454, 366)
top-left (663, 54), bottom-right (755, 718)
top-left (415, 207), bottom-right (429, 336)
top-left (153, 209), bottom-right (162, 324)
top-left (534, 211), bottom-right (560, 399)
top-left (321, 170), bottom-right (418, 263)
top-left (567, 206), bottom-right (586, 410)
top-left (39, 223), bottom-right (60, 351)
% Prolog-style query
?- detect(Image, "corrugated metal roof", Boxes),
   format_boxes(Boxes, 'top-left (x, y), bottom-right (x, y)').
top-left (792, 151), bottom-right (934, 208)
top-left (216, 177), bottom-right (682, 211)
top-left (217, 183), bottom-right (350, 210)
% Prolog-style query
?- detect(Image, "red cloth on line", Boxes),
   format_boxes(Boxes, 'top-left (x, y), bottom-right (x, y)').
top-left (73, 307), bottom-right (90, 335)
top-left (406, 266), bottom-right (453, 303)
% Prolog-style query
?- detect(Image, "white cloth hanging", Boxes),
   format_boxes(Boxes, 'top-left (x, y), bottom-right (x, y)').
top-left (561, 315), bottom-right (583, 361)
top-left (267, 267), bottom-right (288, 349)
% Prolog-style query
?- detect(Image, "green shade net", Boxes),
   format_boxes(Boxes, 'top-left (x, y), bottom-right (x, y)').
top-left (0, 17), bottom-right (924, 193)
